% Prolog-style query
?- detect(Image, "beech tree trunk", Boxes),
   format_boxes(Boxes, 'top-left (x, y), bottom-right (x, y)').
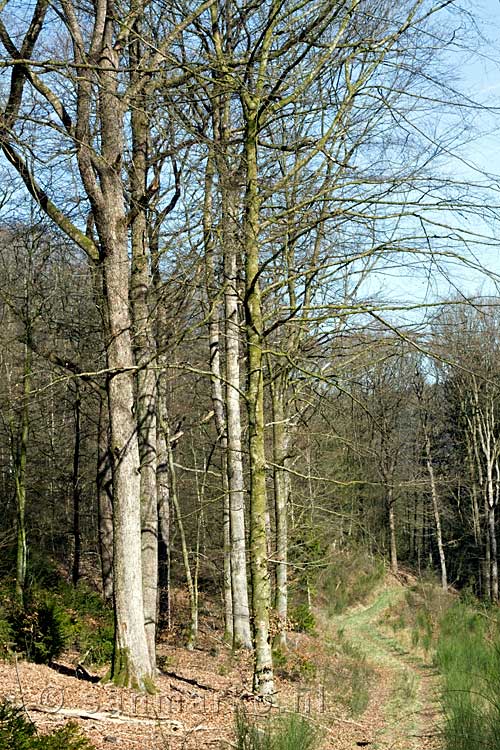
top-left (243, 99), bottom-right (274, 697)
top-left (96, 32), bottom-right (152, 688)
top-left (130, 46), bottom-right (158, 665)
top-left (388, 486), bottom-right (398, 575)
top-left (203, 154), bottom-right (233, 642)
top-left (13, 343), bottom-right (31, 606)
top-left (224, 197), bottom-right (252, 650)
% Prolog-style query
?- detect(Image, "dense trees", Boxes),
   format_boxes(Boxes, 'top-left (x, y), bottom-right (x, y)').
top-left (0, 0), bottom-right (499, 698)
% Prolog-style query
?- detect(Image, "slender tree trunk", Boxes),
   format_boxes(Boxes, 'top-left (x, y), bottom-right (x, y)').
top-left (164, 415), bottom-right (198, 650)
top-left (13, 343), bottom-right (30, 606)
top-left (486, 461), bottom-right (498, 601)
top-left (387, 486), bottom-right (398, 575)
top-left (203, 153), bottom-right (233, 642)
top-left (271, 374), bottom-right (288, 649)
top-left (243, 101), bottom-right (274, 697)
top-left (484, 501), bottom-right (492, 601)
top-left (157, 423), bottom-right (171, 632)
top-left (71, 388), bottom-right (82, 587)
top-left (222, 181), bottom-right (252, 650)
top-left (97, 393), bottom-right (114, 602)
top-left (424, 432), bottom-right (447, 591)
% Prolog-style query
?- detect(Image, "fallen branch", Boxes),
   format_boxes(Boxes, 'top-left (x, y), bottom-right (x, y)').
top-left (28, 704), bottom-right (184, 728)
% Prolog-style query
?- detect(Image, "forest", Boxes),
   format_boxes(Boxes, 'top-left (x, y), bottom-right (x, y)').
top-left (0, 0), bottom-right (500, 748)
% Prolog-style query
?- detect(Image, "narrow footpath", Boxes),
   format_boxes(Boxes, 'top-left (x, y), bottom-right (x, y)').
top-left (323, 585), bottom-right (442, 750)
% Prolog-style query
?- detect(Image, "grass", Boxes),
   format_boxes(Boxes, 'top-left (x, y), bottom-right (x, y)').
top-left (321, 629), bottom-right (374, 717)
top-left (382, 581), bottom-right (500, 750)
top-left (235, 709), bottom-right (320, 750)
top-left (435, 600), bottom-right (500, 750)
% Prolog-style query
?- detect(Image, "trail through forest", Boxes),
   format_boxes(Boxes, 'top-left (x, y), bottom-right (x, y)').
top-left (0, 580), bottom-right (446, 750)
top-left (325, 582), bottom-right (442, 750)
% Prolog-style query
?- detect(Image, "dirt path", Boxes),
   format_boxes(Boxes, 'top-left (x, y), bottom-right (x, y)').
top-left (324, 585), bottom-right (442, 750)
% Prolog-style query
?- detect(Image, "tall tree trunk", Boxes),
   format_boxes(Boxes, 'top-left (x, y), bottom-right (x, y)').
top-left (484, 500), bottom-right (492, 601)
top-left (271, 373), bottom-right (288, 649)
top-left (223, 195), bottom-right (252, 650)
top-left (387, 486), bottom-right (398, 575)
top-left (203, 155), bottom-right (233, 642)
top-left (424, 431), bottom-right (447, 591)
top-left (243, 100), bottom-right (274, 697)
top-left (97, 393), bottom-right (114, 602)
top-left (130, 60), bottom-right (158, 666)
top-left (97, 39), bottom-right (152, 686)
top-left (105, 233), bottom-right (153, 687)
top-left (13, 343), bottom-right (31, 606)
top-left (71, 387), bottom-right (82, 587)
top-left (486, 461), bottom-right (498, 601)
top-left (157, 417), bottom-right (171, 632)
top-left (163, 414), bottom-right (198, 650)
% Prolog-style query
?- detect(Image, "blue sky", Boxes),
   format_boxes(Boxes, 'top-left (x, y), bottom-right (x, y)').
top-left (363, 0), bottom-right (500, 318)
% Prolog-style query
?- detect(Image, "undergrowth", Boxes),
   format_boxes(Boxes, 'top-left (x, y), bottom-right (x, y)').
top-left (320, 548), bottom-right (384, 615)
top-left (0, 572), bottom-right (113, 667)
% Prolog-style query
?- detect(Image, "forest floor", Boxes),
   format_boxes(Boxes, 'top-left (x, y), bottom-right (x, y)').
top-left (0, 578), bottom-right (443, 749)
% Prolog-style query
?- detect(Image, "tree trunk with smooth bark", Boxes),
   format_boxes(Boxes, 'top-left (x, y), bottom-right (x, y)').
top-left (243, 99), bottom-right (274, 698)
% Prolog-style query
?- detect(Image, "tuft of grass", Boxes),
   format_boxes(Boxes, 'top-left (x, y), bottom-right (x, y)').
top-left (235, 709), bottom-right (319, 750)
top-left (9, 597), bottom-right (69, 664)
top-left (3, 579), bottom-right (113, 668)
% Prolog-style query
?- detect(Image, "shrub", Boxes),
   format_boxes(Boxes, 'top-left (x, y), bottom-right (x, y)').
top-left (9, 598), bottom-right (68, 664)
top-left (48, 582), bottom-right (114, 667)
top-left (0, 701), bottom-right (94, 749)
top-left (289, 604), bottom-right (316, 635)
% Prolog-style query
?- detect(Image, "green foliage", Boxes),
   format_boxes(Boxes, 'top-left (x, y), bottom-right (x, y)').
top-left (0, 701), bottom-right (94, 749)
top-left (320, 548), bottom-right (384, 615)
top-left (435, 600), bottom-right (500, 750)
top-left (54, 582), bottom-right (113, 666)
top-left (3, 577), bottom-right (113, 668)
top-left (235, 709), bottom-right (319, 750)
top-left (9, 597), bottom-right (69, 664)
top-left (289, 604), bottom-right (316, 635)
top-left (381, 580), bottom-right (449, 654)
top-left (0, 611), bottom-right (13, 658)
